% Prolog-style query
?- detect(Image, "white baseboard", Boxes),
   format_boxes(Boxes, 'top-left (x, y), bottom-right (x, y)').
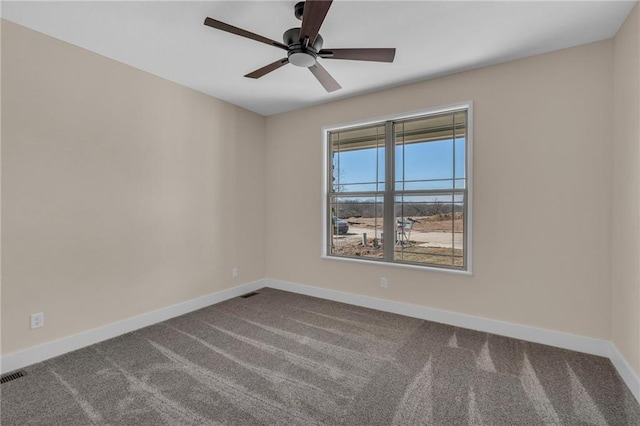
top-left (608, 342), bottom-right (640, 402)
top-left (264, 278), bottom-right (611, 357)
top-left (0, 279), bottom-right (265, 374)
top-left (265, 278), bottom-right (640, 403)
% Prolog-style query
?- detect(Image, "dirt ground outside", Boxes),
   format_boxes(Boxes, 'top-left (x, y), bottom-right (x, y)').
top-left (344, 213), bottom-right (463, 233)
top-left (331, 213), bottom-right (464, 268)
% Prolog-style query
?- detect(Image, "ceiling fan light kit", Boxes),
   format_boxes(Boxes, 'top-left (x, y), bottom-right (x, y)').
top-left (284, 28), bottom-right (322, 67)
top-left (203, 0), bottom-right (396, 92)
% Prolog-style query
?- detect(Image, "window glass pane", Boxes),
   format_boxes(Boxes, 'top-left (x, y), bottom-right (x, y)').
top-left (455, 137), bottom-right (466, 181)
top-left (394, 122), bottom-right (404, 189)
top-left (395, 139), bottom-right (454, 183)
top-left (453, 201), bottom-right (465, 253)
top-left (397, 113), bottom-right (457, 144)
top-left (395, 246), bottom-right (462, 268)
top-left (330, 125), bottom-right (385, 193)
top-left (394, 112), bottom-right (466, 192)
top-left (393, 194), bottom-right (464, 269)
top-left (396, 179), bottom-right (455, 191)
top-left (329, 196), bottom-right (384, 260)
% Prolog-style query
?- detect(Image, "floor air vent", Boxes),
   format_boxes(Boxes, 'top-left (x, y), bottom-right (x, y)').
top-left (1, 370), bottom-right (26, 384)
top-left (240, 292), bottom-right (259, 299)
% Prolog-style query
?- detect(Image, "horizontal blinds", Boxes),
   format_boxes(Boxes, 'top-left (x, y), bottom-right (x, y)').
top-left (330, 110), bottom-right (466, 152)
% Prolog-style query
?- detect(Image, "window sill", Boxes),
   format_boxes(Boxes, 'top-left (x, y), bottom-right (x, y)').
top-left (321, 254), bottom-right (474, 276)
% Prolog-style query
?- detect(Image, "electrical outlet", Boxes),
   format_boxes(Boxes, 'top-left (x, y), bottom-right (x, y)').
top-left (232, 267), bottom-right (238, 278)
top-left (30, 312), bottom-right (44, 330)
top-left (380, 277), bottom-right (388, 288)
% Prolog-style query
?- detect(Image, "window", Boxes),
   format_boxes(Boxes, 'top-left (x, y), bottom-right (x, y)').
top-left (325, 104), bottom-right (472, 272)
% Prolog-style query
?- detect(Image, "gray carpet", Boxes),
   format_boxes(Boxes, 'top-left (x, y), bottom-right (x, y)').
top-left (1, 288), bottom-right (639, 425)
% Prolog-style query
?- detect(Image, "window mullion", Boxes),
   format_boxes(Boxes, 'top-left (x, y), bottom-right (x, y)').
top-left (383, 121), bottom-right (395, 262)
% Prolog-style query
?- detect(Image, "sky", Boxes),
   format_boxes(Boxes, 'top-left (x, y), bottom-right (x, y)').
top-left (333, 138), bottom-right (466, 193)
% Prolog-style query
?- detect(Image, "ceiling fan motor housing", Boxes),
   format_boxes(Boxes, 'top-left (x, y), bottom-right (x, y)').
top-left (284, 28), bottom-right (323, 67)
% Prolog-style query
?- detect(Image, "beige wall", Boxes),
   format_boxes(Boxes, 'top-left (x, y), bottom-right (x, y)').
top-left (2, 8), bottom-right (638, 372)
top-left (612, 3), bottom-right (640, 376)
top-left (1, 21), bottom-right (266, 355)
top-left (266, 40), bottom-right (614, 340)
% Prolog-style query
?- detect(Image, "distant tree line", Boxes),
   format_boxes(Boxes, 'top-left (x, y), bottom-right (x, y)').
top-left (334, 198), bottom-right (463, 218)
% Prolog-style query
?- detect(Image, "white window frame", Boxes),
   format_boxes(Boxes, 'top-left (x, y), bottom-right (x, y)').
top-left (321, 102), bottom-right (473, 275)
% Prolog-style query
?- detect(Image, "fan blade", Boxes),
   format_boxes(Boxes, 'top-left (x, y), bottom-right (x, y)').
top-left (204, 17), bottom-right (288, 51)
top-left (299, 0), bottom-right (333, 46)
top-left (319, 48), bottom-right (396, 62)
top-left (309, 62), bottom-right (341, 92)
top-left (245, 58), bottom-right (289, 79)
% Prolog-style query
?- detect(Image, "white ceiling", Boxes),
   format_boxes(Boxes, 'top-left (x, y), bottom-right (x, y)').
top-left (2, 1), bottom-right (636, 116)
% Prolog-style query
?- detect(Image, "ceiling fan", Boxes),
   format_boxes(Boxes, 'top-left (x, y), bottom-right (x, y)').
top-left (204, 0), bottom-right (396, 92)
